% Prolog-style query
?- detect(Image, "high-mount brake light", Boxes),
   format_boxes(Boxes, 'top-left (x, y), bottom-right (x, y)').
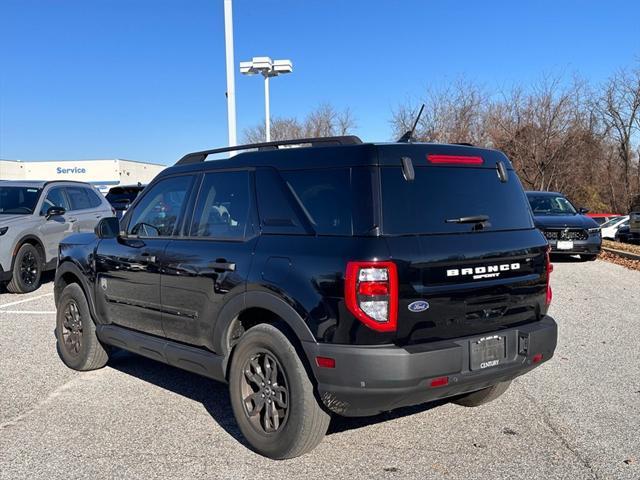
top-left (427, 154), bottom-right (484, 165)
top-left (345, 261), bottom-right (398, 332)
top-left (545, 246), bottom-right (553, 306)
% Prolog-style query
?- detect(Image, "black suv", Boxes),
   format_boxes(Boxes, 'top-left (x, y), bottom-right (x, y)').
top-left (105, 183), bottom-right (146, 220)
top-left (54, 136), bottom-right (557, 459)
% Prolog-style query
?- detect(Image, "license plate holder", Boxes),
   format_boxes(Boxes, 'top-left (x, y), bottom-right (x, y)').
top-left (470, 335), bottom-right (506, 371)
top-left (557, 240), bottom-right (574, 250)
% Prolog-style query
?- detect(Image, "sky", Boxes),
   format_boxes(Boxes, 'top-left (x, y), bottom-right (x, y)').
top-left (1, 0), bottom-right (639, 165)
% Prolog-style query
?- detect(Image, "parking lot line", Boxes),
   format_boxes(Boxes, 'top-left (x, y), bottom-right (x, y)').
top-left (0, 293), bottom-right (54, 309)
top-left (1, 310), bottom-right (56, 314)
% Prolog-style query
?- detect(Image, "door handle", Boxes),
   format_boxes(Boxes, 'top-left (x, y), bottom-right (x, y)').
top-left (68, 217), bottom-right (77, 223)
top-left (210, 261), bottom-right (236, 272)
top-left (140, 252), bottom-right (157, 263)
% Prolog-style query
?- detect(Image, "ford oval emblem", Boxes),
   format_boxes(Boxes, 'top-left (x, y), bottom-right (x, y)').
top-left (408, 300), bottom-right (429, 312)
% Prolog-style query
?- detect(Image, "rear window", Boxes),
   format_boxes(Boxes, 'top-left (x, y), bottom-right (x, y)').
top-left (107, 188), bottom-right (141, 205)
top-left (381, 167), bottom-right (533, 235)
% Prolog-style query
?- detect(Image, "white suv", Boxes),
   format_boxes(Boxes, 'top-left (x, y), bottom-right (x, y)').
top-left (0, 180), bottom-right (113, 293)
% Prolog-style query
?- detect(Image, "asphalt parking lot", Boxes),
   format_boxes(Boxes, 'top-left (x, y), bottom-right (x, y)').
top-left (1, 260), bottom-right (638, 480)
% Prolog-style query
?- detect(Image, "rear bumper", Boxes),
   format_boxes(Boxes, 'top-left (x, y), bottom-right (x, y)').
top-left (303, 316), bottom-right (557, 417)
top-left (547, 237), bottom-right (601, 255)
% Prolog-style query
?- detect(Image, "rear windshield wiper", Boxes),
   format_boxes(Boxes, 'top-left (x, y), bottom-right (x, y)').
top-left (445, 215), bottom-right (490, 224)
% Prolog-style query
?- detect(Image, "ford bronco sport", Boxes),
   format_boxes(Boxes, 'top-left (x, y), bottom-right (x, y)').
top-left (54, 136), bottom-right (557, 459)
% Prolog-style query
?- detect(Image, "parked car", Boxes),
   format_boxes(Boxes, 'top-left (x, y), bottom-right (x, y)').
top-left (526, 191), bottom-right (601, 260)
top-left (616, 224), bottom-right (632, 243)
top-left (629, 195), bottom-right (640, 244)
top-left (54, 137), bottom-right (557, 459)
top-left (586, 212), bottom-right (623, 225)
top-left (600, 215), bottom-right (629, 240)
top-left (106, 183), bottom-right (146, 219)
top-left (0, 180), bottom-right (114, 293)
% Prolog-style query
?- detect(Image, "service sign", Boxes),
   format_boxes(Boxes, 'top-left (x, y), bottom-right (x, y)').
top-left (24, 160), bottom-right (118, 182)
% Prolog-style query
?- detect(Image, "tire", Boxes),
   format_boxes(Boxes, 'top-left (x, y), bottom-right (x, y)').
top-left (55, 283), bottom-right (110, 371)
top-left (452, 380), bottom-right (511, 407)
top-left (6, 243), bottom-right (42, 294)
top-left (229, 323), bottom-right (331, 459)
top-left (581, 254), bottom-right (598, 261)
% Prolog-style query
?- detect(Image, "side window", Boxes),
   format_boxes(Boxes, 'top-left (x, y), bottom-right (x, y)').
top-left (281, 168), bottom-right (352, 235)
top-left (39, 188), bottom-right (69, 215)
top-left (127, 176), bottom-right (193, 237)
top-left (190, 171), bottom-right (249, 240)
top-left (86, 188), bottom-right (104, 208)
top-left (66, 187), bottom-right (92, 211)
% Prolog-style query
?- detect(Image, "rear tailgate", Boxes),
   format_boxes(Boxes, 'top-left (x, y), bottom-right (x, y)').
top-left (378, 144), bottom-right (549, 345)
top-left (386, 232), bottom-right (548, 345)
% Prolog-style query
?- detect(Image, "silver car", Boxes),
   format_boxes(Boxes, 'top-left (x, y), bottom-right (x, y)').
top-left (0, 180), bottom-right (113, 293)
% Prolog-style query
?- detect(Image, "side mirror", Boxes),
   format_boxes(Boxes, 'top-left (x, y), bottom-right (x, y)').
top-left (46, 206), bottom-right (66, 219)
top-left (578, 207), bottom-right (589, 214)
top-left (95, 217), bottom-right (120, 239)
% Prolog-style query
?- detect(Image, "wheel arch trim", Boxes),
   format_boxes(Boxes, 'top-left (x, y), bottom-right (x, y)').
top-left (54, 261), bottom-right (97, 320)
top-left (11, 234), bottom-right (47, 270)
top-left (213, 290), bottom-right (317, 357)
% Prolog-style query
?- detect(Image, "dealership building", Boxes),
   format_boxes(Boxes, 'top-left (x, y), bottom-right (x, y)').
top-left (0, 158), bottom-right (165, 192)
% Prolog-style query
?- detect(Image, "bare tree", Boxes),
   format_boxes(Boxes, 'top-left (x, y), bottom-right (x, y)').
top-left (242, 104), bottom-right (357, 143)
top-left (391, 79), bottom-right (488, 144)
top-left (481, 77), bottom-right (579, 192)
top-left (596, 67), bottom-right (640, 210)
top-left (243, 117), bottom-right (304, 143)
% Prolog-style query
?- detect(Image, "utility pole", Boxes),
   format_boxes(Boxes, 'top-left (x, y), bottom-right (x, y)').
top-left (223, 0), bottom-right (237, 149)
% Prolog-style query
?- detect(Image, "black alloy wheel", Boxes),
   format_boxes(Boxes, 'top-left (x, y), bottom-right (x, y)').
top-left (7, 243), bottom-right (42, 293)
top-left (55, 283), bottom-right (110, 371)
top-left (240, 350), bottom-right (290, 434)
top-left (19, 250), bottom-right (39, 287)
top-left (61, 300), bottom-right (83, 357)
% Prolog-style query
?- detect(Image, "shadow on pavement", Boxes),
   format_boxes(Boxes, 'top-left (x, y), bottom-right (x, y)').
top-left (107, 350), bottom-right (446, 446)
top-left (550, 254), bottom-right (589, 263)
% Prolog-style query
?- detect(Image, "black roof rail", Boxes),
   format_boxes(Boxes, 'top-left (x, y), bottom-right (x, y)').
top-left (175, 135), bottom-right (363, 165)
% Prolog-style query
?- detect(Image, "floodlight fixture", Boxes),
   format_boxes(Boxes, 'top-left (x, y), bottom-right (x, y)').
top-left (240, 56), bottom-right (294, 141)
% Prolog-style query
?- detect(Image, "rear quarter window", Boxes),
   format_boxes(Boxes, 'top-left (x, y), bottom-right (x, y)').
top-left (381, 166), bottom-right (533, 235)
top-left (281, 167), bottom-right (374, 236)
top-left (86, 189), bottom-right (104, 208)
top-left (66, 187), bottom-right (92, 210)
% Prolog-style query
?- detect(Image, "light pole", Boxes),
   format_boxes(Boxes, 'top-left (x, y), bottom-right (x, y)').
top-left (240, 57), bottom-right (293, 142)
top-left (223, 0), bottom-right (237, 149)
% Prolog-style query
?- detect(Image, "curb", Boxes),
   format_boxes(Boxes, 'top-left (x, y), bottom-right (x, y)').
top-left (601, 246), bottom-right (640, 261)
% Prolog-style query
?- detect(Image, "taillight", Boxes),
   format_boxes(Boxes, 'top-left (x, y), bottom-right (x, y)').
top-left (545, 247), bottom-right (553, 306)
top-left (427, 154), bottom-right (484, 165)
top-left (345, 261), bottom-right (398, 332)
